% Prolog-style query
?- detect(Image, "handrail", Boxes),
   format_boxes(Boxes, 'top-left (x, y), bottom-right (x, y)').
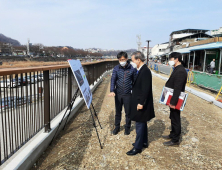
top-left (0, 59), bottom-right (118, 165)
top-left (0, 59), bottom-right (118, 76)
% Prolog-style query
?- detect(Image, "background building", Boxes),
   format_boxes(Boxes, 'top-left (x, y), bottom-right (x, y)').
top-left (168, 29), bottom-right (212, 52)
top-left (141, 46), bottom-right (152, 59)
top-left (211, 27), bottom-right (222, 37)
top-left (150, 42), bottom-right (169, 63)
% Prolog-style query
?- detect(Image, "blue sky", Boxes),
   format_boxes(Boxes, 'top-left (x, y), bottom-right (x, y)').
top-left (0, 0), bottom-right (222, 50)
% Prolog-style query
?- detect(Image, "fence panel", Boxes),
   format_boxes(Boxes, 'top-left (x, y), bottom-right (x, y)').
top-left (192, 71), bottom-right (222, 91)
top-left (0, 60), bottom-right (118, 165)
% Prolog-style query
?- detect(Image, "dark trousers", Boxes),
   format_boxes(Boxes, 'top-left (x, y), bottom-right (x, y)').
top-left (134, 122), bottom-right (148, 150)
top-left (114, 94), bottom-right (131, 129)
top-left (169, 108), bottom-right (181, 142)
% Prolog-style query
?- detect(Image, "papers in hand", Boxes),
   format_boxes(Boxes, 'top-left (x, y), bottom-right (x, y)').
top-left (159, 86), bottom-right (188, 111)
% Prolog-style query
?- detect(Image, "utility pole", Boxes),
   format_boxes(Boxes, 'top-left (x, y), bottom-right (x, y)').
top-left (146, 40), bottom-right (151, 64)
top-left (27, 38), bottom-right (30, 56)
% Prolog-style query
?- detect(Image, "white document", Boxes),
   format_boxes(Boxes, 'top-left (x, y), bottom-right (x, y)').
top-left (159, 86), bottom-right (188, 111)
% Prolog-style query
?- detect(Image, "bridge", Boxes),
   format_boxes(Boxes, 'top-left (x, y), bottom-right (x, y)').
top-left (0, 61), bottom-right (222, 169)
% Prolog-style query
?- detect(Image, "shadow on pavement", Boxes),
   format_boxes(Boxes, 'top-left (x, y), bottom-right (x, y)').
top-left (108, 110), bottom-right (115, 134)
top-left (148, 119), bottom-right (166, 144)
top-left (164, 116), bottom-right (189, 142)
top-left (180, 116), bottom-right (189, 141)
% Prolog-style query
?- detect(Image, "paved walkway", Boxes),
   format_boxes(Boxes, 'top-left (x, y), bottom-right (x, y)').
top-left (32, 72), bottom-right (222, 170)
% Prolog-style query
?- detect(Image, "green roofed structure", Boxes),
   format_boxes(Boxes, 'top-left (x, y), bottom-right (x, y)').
top-left (176, 41), bottom-right (222, 75)
top-left (175, 40), bottom-right (222, 91)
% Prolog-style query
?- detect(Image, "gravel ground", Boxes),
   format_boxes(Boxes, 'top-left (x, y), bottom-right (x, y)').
top-left (31, 73), bottom-right (222, 170)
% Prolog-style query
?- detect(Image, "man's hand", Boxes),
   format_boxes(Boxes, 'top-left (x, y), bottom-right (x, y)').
top-left (137, 104), bottom-right (143, 110)
top-left (169, 104), bottom-right (176, 109)
top-left (108, 92), bottom-right (115, 97)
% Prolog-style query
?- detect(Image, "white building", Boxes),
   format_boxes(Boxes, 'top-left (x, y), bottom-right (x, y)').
top-left (85, 48), bottom-right (101, 53)
top-left (141, 46), bottom-right (152, 58)
top-left (150, 42), bottom-right (169, 58)
top-left (211, 27), bottom-right (222, 37)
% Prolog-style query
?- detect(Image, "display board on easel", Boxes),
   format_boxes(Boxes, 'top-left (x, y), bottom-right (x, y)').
top-left (51, 59), bottom-right (103, 149)
top-left (68, 59), bottom-right (92, 109)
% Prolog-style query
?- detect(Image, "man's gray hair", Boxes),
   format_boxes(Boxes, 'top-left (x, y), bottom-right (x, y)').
top-left (131, 51), bottom-right (145, 62)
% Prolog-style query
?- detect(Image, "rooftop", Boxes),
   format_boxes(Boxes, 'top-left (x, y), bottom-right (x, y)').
top-left (170, 29), bottom-right (209, 36)
top-left (172, 33), bottom-right (212, 41)
top-left (176, 42), bottom-right (222, 53)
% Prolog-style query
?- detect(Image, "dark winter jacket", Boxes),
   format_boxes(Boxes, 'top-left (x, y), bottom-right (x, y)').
top-left (110, 61), bottom-right (137, 95)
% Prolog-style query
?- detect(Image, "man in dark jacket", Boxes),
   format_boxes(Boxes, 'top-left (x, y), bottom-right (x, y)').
top-left (126, 51), bottom-right (155, 156)
top-left (162, 52), bottom-right (187, 146)
top-left (108, 51), bottom-right (137, 135)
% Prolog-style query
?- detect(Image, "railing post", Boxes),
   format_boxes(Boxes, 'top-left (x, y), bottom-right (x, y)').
top-left (96, 64), bottom-right (98, 81)
top-left (203, 50), bottom-right (206, 72)
top-left (79, 67), bottom-right (83, 98)
top-left (102, 62), bottom-right (105, 75)
top-left (219, 48), bottom-right (222, 75)
top-left (68, 68), bottom-right (72, 102)
top-left (43, 70), bottom-right (51, 132)
top-left (188, 53), bottom-right (190, 69)
top-left (93, 64), bottom-right (95, 85)
top-left (88, 65), bottom-right (93, 85)
top-left (193, 51), bottom-right (195, 71)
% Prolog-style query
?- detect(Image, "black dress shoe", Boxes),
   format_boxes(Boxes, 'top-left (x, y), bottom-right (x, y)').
top-left (112, 127), bottom-right (120, 135)
top-left (126, 148), bottom-right (142, 156)
top-left (124, 128), bottom-right (130, 135)
top-left (132, 143), bottom-right (148, 148)
top-left (163, 140), bottom-right (179, 146)
top-left (162, 135), bottom-right (171, 140)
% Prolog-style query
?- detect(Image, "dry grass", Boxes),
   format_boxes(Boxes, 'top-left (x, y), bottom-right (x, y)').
top-left (0, 61), bottom-right (68, 68)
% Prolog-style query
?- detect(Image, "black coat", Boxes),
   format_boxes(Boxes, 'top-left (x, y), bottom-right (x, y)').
top-left (165, 65), bottom-right (187, 106)
top-left (130, 65), bottom-right (155, 123)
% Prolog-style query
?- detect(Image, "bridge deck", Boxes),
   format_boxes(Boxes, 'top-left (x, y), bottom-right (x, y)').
top-left (31, 73), bottom-right (222, 170)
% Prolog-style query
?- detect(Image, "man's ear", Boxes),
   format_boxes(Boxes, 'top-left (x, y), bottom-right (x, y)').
top-left (175, 58), bottom-right (178, 62)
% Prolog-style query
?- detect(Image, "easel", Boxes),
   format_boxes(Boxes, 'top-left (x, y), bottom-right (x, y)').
top-left (215, 86), bottom-right (222, 101)
top-left (50, 88), bottom-right (103, 149)
top-left (89, 103), bottom-right (103, 149)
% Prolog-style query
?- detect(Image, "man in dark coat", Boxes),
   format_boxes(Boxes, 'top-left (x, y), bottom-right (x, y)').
top-left (126, 51), bottom-right (155, 156)
top-left (162, 52), bottom-right (187, 146)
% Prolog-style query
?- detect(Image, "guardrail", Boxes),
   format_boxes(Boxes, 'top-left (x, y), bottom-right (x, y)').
top-left (192, 71), bottom-right (222, 91)
top-left (0, 60), bottom-right (118, 165)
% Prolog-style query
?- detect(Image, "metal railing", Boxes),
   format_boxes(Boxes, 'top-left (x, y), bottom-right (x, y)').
top-left (0, 60), bottom-right (118, 165)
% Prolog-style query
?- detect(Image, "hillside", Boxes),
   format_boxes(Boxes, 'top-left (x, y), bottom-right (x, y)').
top-left (0, 33), bottom-right (21, 46)
top-left (100, 48), bottom-right (137, 56)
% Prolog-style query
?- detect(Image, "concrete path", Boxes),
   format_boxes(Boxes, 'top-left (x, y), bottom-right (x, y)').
top-left (31, 72), bottom-right (222, 170)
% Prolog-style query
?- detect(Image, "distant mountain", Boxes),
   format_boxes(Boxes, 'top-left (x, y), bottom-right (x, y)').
top-left (100, 48), bottom-right (137, 56)
top-left (125, 49), bottom-right (137, 53)
top-left (0, 33), bottom-right (21, 46)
